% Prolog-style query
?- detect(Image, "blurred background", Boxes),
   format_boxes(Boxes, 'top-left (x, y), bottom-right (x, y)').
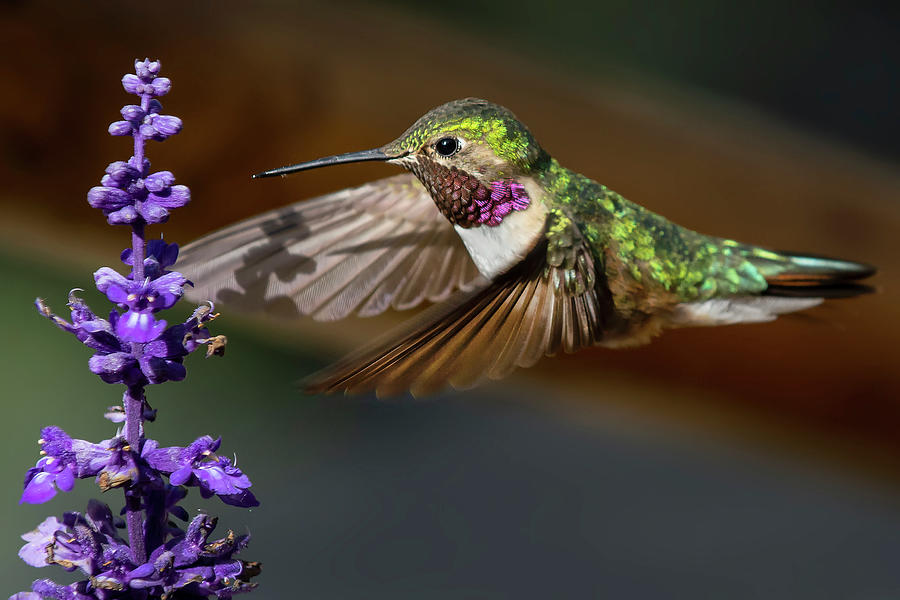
top-left (2, 1), bottom-right (899, 597)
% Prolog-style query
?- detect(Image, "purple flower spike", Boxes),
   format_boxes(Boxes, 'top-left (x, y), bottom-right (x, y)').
top-left (19, 58), bottom-right (254, 599)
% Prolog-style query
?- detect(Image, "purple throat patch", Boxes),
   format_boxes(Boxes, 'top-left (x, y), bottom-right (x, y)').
top-left (414, 159), bottom-right (531, 228)
top-left (482, 180), bottom-right (530, 226)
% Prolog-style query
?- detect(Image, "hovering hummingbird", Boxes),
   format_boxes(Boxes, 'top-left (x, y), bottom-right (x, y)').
top-left (179, 98), bottom-right (874, 397)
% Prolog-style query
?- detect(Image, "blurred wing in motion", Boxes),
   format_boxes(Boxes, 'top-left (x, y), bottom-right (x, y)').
top-left (304, 241), bottom-right (607, 397)
top-left (179, 174), bottom-right (486, 320)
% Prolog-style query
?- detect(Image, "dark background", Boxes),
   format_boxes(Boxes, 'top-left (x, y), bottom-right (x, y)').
top-left (2, 1), bottom-right (899, 598)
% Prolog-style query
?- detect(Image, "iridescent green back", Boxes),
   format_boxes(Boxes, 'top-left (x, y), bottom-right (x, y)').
top-left (539, 160), bottom-right (772, 305)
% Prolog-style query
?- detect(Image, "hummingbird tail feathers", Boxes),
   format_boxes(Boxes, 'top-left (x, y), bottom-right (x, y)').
top-left (669, 249), bottom-right (875, 328)
top-left (753, 251), bottom-right (876, 299)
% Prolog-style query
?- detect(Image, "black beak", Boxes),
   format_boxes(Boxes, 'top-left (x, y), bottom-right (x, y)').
top-left (252, 148), bottom-right (403, 179)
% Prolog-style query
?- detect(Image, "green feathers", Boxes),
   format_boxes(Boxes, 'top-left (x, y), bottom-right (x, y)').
top-left (388, 98), bottom-right (546, 171)
top-left (539, 160), bottom-right (771, 303)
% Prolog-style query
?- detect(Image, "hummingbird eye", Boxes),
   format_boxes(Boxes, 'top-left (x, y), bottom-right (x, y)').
top-left (435, 137), bottom-right (460, 158)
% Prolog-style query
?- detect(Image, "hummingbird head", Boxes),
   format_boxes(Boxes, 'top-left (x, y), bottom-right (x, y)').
top-left (254, 98), bottom-right (549, 229)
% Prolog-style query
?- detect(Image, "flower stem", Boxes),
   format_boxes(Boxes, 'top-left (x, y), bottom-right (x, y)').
top-left (131, 223), bottom-right (146, 282)
top-left (123, 384), bottom-right (146, 563)
top-left (123, 84), bottom-right (151, 565)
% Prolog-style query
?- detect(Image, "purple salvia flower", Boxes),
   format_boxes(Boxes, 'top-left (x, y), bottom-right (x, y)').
top-left (20, 427), bottom-right (113, 504)
top-left (18, 516), bottom-right (67, 567)
top-left (21, 458), bottom-right (75, 505)
top-left (95, 265), bottom-right (186, 311)
top-left (87, 159), bottom-right (190, 226)
top-left (15, 59), bottom-right (257, 599)
top-left (146, 435), bottom-right (259, 507)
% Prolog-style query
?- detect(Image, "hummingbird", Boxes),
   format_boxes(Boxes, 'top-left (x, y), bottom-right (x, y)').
top-left (179, 98), bottom-right (874, 397)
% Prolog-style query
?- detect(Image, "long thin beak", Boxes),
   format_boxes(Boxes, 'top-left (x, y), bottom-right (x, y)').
top-left (252, 148), bottom-right (403, 179)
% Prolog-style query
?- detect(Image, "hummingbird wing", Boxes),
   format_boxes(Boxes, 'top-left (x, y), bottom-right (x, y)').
top-left (303, 240), bottom-right (606, 397)
top-left (178, 174), bottom-right (486, 320)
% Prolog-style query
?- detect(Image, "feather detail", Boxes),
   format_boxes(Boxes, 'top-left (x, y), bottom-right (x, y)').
top-left (303, 241), bottom-right (605, 397)
top-left (745, 249), bottom-right (876, 298)
top-left (670, 297), bottom-right (823, 327)
top-left (178, 174), bottom-right (486, 320)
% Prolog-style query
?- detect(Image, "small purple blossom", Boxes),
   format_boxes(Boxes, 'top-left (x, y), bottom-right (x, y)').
top-left (122, 238), bottom-right (180, 279)
top-left (37, 292), bottom-right (219, 385)
top-left (87, 159), bottom-right (190, 226)
top-left (16, 59), bottom-right (258, 599)
top-left (20, 427), bottom-right (112, 504)
top-left (21, 457), bottom-right (75, 504)
top-left (145, 436), bottom-right (259, 508)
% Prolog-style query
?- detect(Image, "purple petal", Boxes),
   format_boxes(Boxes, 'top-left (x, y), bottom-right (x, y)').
top-left (108, 121), bottom-right (133, 136)
top-left (105, 284), bottom-right (129, 304)
top-left (93, 267), bottom-right (130, 295)
top-left (144, 443), bottom-right (183, 473)
top-left (150, 77), bottom-right (171, 96)
top-left (149, 183), bottom-right (190, 210)
top-left (122, 73), bottom-right (141, 94)
top-left (120, 104), bottom-right (145, 122)
top-left (219, 489), bottom-right (260, 508)
top-left (135, 59), bottom-right (161, 79)
top-left (170, 465), bottom-right (192, 486)
top-left (18, 516), bottom-right (64, 567)
top-left (88, 352), bottom-right (138, 384)
top-left (139, 355), bottom-right (186, 383)
top-left (158, 241), bottom-right (179, 267)
top-left (143, 326), bottom-right (188, 359)
top-left (20, 471), bottom-right (57, 504)
top-left (195, 465), bottom-right (243, 496)
top-left (77, 318), bottom-right (113, 334)
top-left (144, 170), bottom-right (174, 192)
top-left (55, 467), bottom-right (75, 492)
top-left (137, 200), bottom-right (170, 224)
top-left (104, 160), bottom-right (138, 182)
top-left (116, 310), bottom-right (166, 343)
top-left (148, 272), bottom-right (185, 306)
top-left (128, 562), bottom-right (156, 580)
top-left (107, 205), bottom-right (140, 225)
top-left (139, 122), bottom-right (159, 139)
top-left (213, 559), bottom-right (244, 580)
top-left (151, 114), bottom-right (181, 135)
top-left (87, 187), bottom-right (132, 211)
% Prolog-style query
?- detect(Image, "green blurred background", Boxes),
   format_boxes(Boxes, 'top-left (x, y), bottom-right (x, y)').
top-left (2, 1), bottom-right (900, 597)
